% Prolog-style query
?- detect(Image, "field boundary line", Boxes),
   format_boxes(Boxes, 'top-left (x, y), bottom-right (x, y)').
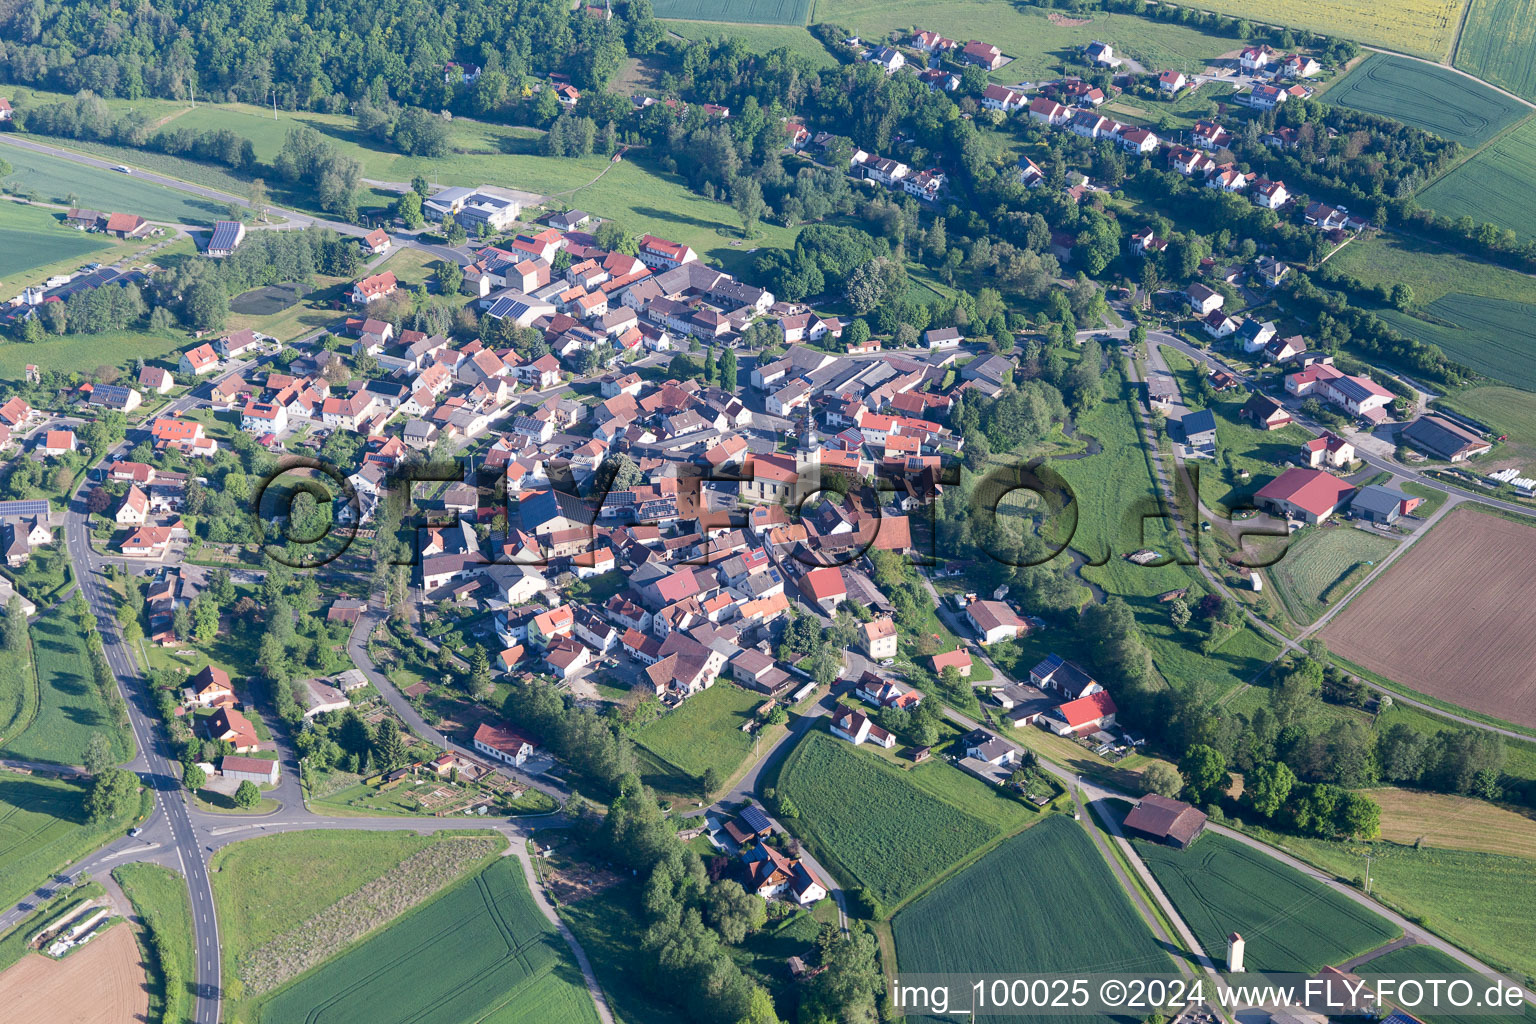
top-left (1448, 0), bottom-right (1476, 66)
top-left (1356, 43), bottom-right (1536, 110)
top-left (0, 626), bottom-right (44, 748)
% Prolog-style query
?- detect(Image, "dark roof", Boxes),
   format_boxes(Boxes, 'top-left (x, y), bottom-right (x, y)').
top-left (1401, 415), bottom-right (1487, 460)
top-left (1124, 794), bottom-right (1207, 845)
top-left (1182, 408), bottom-right (1216, 436)
top-left (1352, 483), bottom-right (1410, 517)
top-left (739, 805), bottom-right (772, 834)
top-left (208, 220), bottom-right (244, 252)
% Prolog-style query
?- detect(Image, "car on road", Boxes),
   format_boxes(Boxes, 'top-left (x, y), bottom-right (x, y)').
top-left (128, 827), bottom-right (143, 837)
top-left (114, 165), bottom-right (132, 173)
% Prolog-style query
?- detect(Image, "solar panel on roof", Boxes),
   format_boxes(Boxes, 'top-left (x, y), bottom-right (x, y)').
top-left (0, 500), bottom-right (51, 518)
top-left (739, 805), bottom-right (772, 834)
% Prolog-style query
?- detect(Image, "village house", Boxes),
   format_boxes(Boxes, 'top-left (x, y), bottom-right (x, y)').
top-left (965, 599), bottom-right (1025, 645)
top-left (830, 706), bottom-right (895, 748)
top-left (473, 721), bottom-right (537, 767)
top-left (351, 271), bottom-right (399, 305)
top-left (1300, 431), bottom-right (1355, 469)
top-left (179, 343), bottom-right (220, 375)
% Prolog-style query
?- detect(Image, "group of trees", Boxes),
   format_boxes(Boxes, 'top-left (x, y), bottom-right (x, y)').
top-left (356, 100), bottom-right (453, 157)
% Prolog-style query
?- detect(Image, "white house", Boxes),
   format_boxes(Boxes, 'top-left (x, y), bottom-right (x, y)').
top-left (473, 722), bottom-right (536, 766)
top-left (830, 706), bottom-right (894, 748)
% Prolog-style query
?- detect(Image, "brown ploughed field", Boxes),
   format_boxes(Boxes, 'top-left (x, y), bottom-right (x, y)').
top-left (0, 920), bottom-right (148, 1024)
top-left (1321, 506), bottom-right (1536, 728)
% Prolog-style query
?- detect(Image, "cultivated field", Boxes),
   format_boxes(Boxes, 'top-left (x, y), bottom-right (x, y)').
top-left (1327, 54), bottom-right (1524, 148)
top-left (894, 817), bottom-right (1171, 1024)
top-left (1437, 386), bottom-right (1536, 463)
top-left (664, 20), bottom-right (838, 67)
top-left (1417, 118), bottom-right (1536, 243)
top-left (1329, 233), bottom-right (1536, 308)
top-left (0, 202), bottom-right (113, 282)
top-left (0, 144), bottom-right (232, 225)
top-left (1252, 828), bottom-right (1536, 981)
top-left (1136, 833), bottom-right (1399, 972)
top-left (777, 730), bottom-right (1004, 910)
top-left (653, 0), bottom-right (813, 23)
top-left (0, 607), bottom-right (134, 767)
top-left (1379, 296), bottom-right (1536, 391)
top-left (819, 0), bottom-right (1238, 78)
top-left (0, 918), bottom-right (147, 1024)
top-left (1453, 0), bottom-right (1536, 103)
top-left (260, 856), bottom-right (600, 1024)
top-left (1267, 526), bottom-right (1399, 626)
top-left (1355, 944), bottom-right (1536, 1024)
top-left (631, 682), bottom-right (769, 792)
top-left (1320, 507), bottom-right (1536, 728)
top-left (1151, 0), bottom-right (1463, 57)
top-left (1371, 787), bottom-right (1536, 857)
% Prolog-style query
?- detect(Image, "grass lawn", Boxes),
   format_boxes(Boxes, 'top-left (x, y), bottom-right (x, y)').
top-left (1266, 524), bottom-right (1399, 626)
top-left (0, 606), bottom-right (134, 767)
top-left (0, 201), bottom-right (115, 283)
top-left (1244, 826), bottom-right (1536, 982)
top-left (630, 682), bottom-right (778, 797)
top-left (776, 729), bottom-right (1032, 912)
top-left (222, 274), bottom-right (350, 343)
top-left (1400, 481), bottom-right (1450, 517)
top-left (664, 20), bottom-right (837, 68)
top-left (0, 624), bottom-right (38, 749)
top-left (1435, 386), bottom-right (1536, 462)
top-left (113, 862), bottom-right (195, 1024)
top-left (0, 325), bottom-right (193, 383)
top-left (820, 0), bottom-right (1240, 78)
top-left (559, 889), bottom-right (686, 1024)
top-left (0, 143), bottom-right (235, 226)
top-left (0, 774), bottom-right (137, 912)
top-left (1136, 831), bottom-right (1400, 973)
top-left (259, 855), bottom-right (598, 1024)
top-left (1370, 787), bottom-right (1536, 858)
top-left (1330, 232), bottom-right (1536, 308)
top-left (893, 816), bottom-right (1171, 1024)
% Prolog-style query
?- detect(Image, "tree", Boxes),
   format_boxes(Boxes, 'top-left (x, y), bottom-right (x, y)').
top-left (735, 985), bottom-right (780, 1024)
top-left (705, 879), bottom-right (766, 944)
top-left (83, 732), bottom-right (114, 776)
top-left (249, 178), bottom-right (269, 223)
top-left (1244, 760), bottom-right (1295, 819)
top-left (1140, 762), bottom-right (1182, 798)
top-left (701, 766), bottom-right (722, 799)
top-left (1336, 791), bottom-right (1381, 839)
top-left (183, 759), bottom-right (207, 791)
top-left (234, 779), bottom-right (262, 809)
top-left (397, 190), bottom-right (424, 229)
top-left (374, 717), bottom-right (408, 770)
top-left (733, 177), bottom-right (765, 238)
top-left (1178, 744), bottom-right (1227, 804)
top-left (436, 260), bottom-right (464, 296)
top-left (87, 767), bottom-right (138, 822)
top-left (2, 596), bottom-right (27, 653)
top-left (468, 645), bottom-right (493, 699)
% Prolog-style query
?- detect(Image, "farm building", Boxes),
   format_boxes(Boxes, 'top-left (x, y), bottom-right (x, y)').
top-left (1400, 415), bottom-right (1492, 462)
top-left (220, 755), bottom-right (280, 785)
top-left (965, 599), bottom-right (1025, 645)
top-left (1351, 484), bottom-right (1420, 526)
top-left (1254, 468), bottom-right (1356, 524)
top-left (1123, 794), bottom-right (1207, 848)
top-left (1181, 408), bottom-right (1216, 449)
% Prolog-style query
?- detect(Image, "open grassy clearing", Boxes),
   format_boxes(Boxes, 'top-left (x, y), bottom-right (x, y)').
top-left (0, 622), bottom-right (38, 749)
top-left (819, 0), bottom-right (1237, 78)
top-left (777, 730), bottom-right (1016, 911)
top-left (0, 143), bottom-right (233, 226)
top-left (1417, 117), bottom-right (1536, 244)
top-left (0, 606), bottom-right (133, 767)
top-left (1245, 827), bottom-right (1536, 982)
top-left (0, 323), bottom-right (194, 385)
top-left (1452, 0), bottom-right (1536, 104)
top-left (1051, 361), bottom-right (1283, 693)
top-left (653, 0), bottom-right (812, 22)
top-left (1330, 232), bottom-right (1536, 307)
top-left (1371, 787), bottom-right (1536, 857)
top-left (0, 774), bottom-right (136, 912)
top-left (259, 855), bottom-right (599, 1024)
top-left (1266, 524), bottom-right (1398, 626)
top-left (630, 682), bottom-right (777, 796)
top-left (893, 816), bottom-right (1171, 1024)
top-left (1435, 385), bottom-right (1536, 463)
top-left (1326, 54), bottom-right (1523, 147)
top-left (1355, 944), bottom-right (1536, 1024)
top-left (114, 862), bottom-right (195, 1024)
top-left (0, 202), bottom-right (114, 283)
top-left (1136, 831), bottom-right (1400, 973)
top-left (664, 20), bottom-right (838, 67)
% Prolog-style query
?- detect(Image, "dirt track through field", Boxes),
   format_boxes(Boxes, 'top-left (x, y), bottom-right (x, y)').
top-left (0, 920), bottom-right (148, 1024)
top-left (1321, 507), bottom-right (1536, 728)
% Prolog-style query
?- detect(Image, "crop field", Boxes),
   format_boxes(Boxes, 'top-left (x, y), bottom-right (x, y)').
top-left (1136, 833), bottom-right (1399, 972)
top-left (1437, 386), bottom-right (1536, 463)
top-left (818, 0), bottom-right (1238, 78)
top-left (0, 203), bottom-right (113, 282)
top-left (1327, 54), bottom-right (1523, 147)
top-left (665, 20), bottom-right (838, 66)
top-left (0, 775), bottom-right (129, 912)
top-left (1355, 945), bottom-right (1536, 1024)
top-left (653, 0), bottom-right (813, 23)
top-left (1320, 507), bottom-right (1536, 728)
top-left (1371, 787), bottom-right (1536, 857)
top-left (114, 863), bottom-right (195, 1024)
top-left (1251, 829), bottom-right (1536, 981)
top-left (777, 730), bottom-right (1003, 910)
top-left (0, 607), bottom-right (133, 767)
top-left (1329, 233), bottom-right (1536, 308)
top-left (1418, 117), bottom-right (1536, 243)
top-left (1453, 0), bottom-right (1536, 103)
top-left (259, 856), bottom-right (600, 1024)
top-left (631, 682), bottom-right (768, 791)
top-left (0, 144), bottom-right (232, 225)
top-left (894, 817), bottom-right (1171, 1024)
top-left (1379, 293), bottom-right (1536, 391)
top-left (1267, 525), bottom-right (1399, 626)
top-left (1149, 0), bottom-right (1464, 58)
top-left (0, 917), bottom-right (146, 1024)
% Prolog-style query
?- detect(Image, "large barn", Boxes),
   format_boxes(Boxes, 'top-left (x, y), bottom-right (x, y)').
top-left (1123, 794), bottom-right (1207, 848)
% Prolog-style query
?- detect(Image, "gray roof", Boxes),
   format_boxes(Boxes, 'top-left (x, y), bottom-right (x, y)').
top-left (1182, 408), bottom-right (1216, 436)
top-left (208, 220), bottom-right (244, 252)
top-left (1351, 484), bottom-right (1409, 517)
